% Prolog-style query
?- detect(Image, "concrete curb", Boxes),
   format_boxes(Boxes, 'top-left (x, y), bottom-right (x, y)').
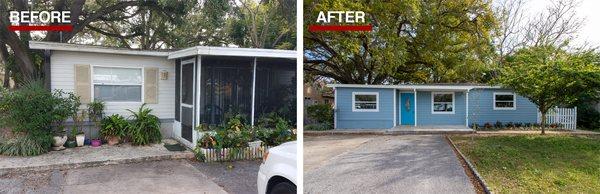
top-left (446, 136), bottom-right (493, 194)
top-left (304, 130), bottom-right (475, 136)
top-left (0, 152), bottom-right (194, 175)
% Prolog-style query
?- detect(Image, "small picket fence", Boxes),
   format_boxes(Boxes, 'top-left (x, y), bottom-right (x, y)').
top-left (200, 146), bottom-right (272, 162)
top-left (537, 107), bottom-right (577, 130)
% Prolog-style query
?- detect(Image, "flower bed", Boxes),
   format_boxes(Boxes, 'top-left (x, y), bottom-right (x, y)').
top-left (194, 113), bottom-right (295, 162)
top-left (199, 146), bottom-right (272, 162)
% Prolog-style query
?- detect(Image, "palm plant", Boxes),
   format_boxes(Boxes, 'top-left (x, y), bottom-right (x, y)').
top-left (127, 104), bottom-right (161, 145)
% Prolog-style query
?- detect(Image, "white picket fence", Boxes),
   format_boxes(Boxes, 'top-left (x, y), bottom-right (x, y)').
top-left (200, 146), bottom-right (272, 162)
top-left (537, 107), bottom-right (577, 130)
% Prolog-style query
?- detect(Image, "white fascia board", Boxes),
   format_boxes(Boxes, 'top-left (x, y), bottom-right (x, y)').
top-left (29, 41), bottom-right (169, 57)
top-left (327, 84), bottom-right (502, 90)
top-left (168, 46), bottom-right (296, 59)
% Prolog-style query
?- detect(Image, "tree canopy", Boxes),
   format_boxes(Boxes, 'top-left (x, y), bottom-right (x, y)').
top-left (304, 0), bottom-right (497, 84)
top-left (494, 45), bottom-right (600, 134)
top-left (0, 0), bottom-right (296, 87)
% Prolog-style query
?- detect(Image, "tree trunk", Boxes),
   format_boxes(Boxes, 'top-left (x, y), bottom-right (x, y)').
top-left (540, 112), bottom-right (546, 135)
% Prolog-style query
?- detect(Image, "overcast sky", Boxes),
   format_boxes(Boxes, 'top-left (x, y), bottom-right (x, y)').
top-left (526, 0), bottom-right (600, 47)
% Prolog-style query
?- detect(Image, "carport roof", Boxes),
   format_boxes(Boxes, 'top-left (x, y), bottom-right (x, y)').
top-left (29, 41), bottom-right (297, 59)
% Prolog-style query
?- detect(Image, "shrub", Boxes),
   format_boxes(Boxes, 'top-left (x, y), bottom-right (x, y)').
top-left (197, 115), bottom-right (253, 149)
top-left (0, 133), bottom-right (52, 156)
top-left (127, 104), bottom-right (161, 145)
top-left (0, 81), bottom-right (79, 156)
top-left (484, 122), bottom-right (493, 129)
top-left (306, 104), bottom-right (333, 124)
top-left (578, 104), bottom-right (600, 131)
top-left (494, 121), bottom-right (503, 128)
top-left (256, 117), bottom-right (295, 146)
top-left (100, 114), bottom-right (128, 138)
top-left (305, 122), bottom-right (332, 131)
top-left (88, 100), bottom-right (105, 121)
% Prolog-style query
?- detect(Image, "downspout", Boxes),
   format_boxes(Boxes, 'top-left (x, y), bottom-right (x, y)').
top-left (393, 89), bottom-right (396, 127)
top-left (466, 89), bottom-right (470, 127)
top-left (334, 87), bottom-right (337, 129)
top-left (43, 50), bottom-right (51, 90)
top-left (414, 88), bottom-right (417, 126)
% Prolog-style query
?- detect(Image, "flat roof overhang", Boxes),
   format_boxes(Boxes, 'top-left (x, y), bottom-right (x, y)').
top-left (327, 84), bottom-right (502, 91)
top-left (167, 46), bottom-right (296, 59)
top-left (29, 41), bottom-right (297, 59)
top-left (29, 41), bottom-right (170, 57)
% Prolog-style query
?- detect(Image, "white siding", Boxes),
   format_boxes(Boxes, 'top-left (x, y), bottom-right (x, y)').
top-left (51, 50), bottom-right (175, 119)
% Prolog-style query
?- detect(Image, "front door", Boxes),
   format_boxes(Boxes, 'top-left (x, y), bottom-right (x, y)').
top-left (400, 93), bottom-right (415, 125)
top-left (180, 62), bottom-right (194, 142)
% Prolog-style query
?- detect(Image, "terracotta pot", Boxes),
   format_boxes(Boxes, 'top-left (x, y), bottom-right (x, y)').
top-left (106, 136), bottom-right (121, 146)
top-left (76, 134), bottom-right (85, 147)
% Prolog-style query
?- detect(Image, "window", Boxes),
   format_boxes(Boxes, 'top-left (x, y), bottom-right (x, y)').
top-left (93, 67), bottom-right (142, 102)
top-left (352, 92), bottom-right (378, 112)
top-left (432, 92), bottom-right (454, 114)
top-left (494, 92), bottom-right (516, 110)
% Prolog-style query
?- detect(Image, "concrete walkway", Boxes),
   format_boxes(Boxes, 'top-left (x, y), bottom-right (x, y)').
top-left (304, 135), bottom-right (475, 194)
top-left (0, 141), bottom-right (193, 173)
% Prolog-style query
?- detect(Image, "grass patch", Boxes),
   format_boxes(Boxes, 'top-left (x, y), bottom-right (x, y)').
top-left (451, 135), bottom-right (600, 193)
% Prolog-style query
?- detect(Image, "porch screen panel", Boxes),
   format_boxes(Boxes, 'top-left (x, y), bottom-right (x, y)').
top-left (200, 56), bottom-right (253, 125)
top-left (254, 58), bottom-right (297, 125)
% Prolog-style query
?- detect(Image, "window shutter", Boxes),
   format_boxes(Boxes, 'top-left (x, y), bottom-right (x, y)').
top-left (74, 64), bottom-right (91, 103)
top-left (144, 67), bottom-right (159, 104)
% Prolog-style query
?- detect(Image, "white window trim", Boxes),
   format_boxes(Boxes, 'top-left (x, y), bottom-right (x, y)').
top-left (493, 92), bottom-right (517, 110)
top-left (431, 92), bottom-right (455, 114)
top-left (91, 65), bottom-right (144, 103)
top-left (352, 92), bottom-right (379, 112)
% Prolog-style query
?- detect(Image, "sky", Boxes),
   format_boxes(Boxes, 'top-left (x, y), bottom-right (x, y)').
top-left (526, 0), bottom-right (600, 47)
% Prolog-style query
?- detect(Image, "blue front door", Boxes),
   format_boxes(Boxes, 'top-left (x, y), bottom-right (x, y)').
top-left (400, 93), bottom-right (415, 125)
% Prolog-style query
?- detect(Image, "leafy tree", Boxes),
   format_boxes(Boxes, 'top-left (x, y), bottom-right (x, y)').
top-left (494, 46), bottom-right (600, 134)
top-left (304, 0), bottom-right (497, 84)
top-left (230, 0), bottom-right (296, 49)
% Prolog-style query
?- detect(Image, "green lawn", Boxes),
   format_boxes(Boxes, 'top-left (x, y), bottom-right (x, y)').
top-left (451, 135), bottom-right (600, 193)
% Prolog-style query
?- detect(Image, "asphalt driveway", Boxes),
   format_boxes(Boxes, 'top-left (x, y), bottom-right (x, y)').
top-left (1, 159), bottom-right (260, 194)
top-left (304, 135), bottom-right (475, 194)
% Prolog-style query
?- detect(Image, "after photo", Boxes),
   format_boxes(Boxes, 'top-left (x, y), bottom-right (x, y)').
top-left (303, 0), bottom-right (600, 193)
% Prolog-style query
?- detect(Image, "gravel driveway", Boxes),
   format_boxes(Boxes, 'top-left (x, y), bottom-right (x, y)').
top-left (304, 135), bottom-right (475, 194)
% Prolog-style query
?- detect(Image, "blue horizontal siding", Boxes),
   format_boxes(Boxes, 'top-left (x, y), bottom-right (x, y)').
top-left (416, 91), bottom-right (466, 125)
top-left (468, 89), bottom-right (538, 125)
top-left (335, 88), bottom-right (394, 129)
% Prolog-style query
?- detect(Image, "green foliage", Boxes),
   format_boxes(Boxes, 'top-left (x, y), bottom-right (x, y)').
top-left (0, 134), bottom-right (51, 156)
top-left (0, 81), bottom-right (79, 156)
top-left (306, 103), bottom-right (333, 124)
top-left (577, 104), bottom-right (600, 131)
top-left (305, 123), bottom-right (332, 131)
top-left (197, 113), bottom-right (295, 149)
top-left (255, 117), bottom-right (295, 146)
top-left (87, 100), bottom-right (105, 121)
top-left (452, 135), bottom-right (600, 193)
top-left (126, 104), bottom-right (162, 145)
top-left (304, 0), bottom-right (496, 84)
top-left (495, 46), bottom-right (600, 133)
top-left (100, 114), bottom-right (128, 138)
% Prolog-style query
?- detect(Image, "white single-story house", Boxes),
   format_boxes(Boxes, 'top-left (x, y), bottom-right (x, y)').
top-left (30, 41), bottom-right (297, 148)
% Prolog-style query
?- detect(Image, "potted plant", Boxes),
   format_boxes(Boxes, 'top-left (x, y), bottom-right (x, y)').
top-left (72, 110), bottom-right (86, 147)
top-left (65, 127), bottom-right (78, 148)
top-left (88, 100), bottom-right (105, 147)
top-left (100, 114), bottom-right (128, 146)
top-left (51, 124), bottom-right (67, 151)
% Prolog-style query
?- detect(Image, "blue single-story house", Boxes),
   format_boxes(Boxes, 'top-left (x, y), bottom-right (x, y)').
top-left (328, 84), bottom-right (539, 129)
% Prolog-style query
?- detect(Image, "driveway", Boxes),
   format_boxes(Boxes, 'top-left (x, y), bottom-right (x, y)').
top-left (1, 160), bottom-right (260, 194)
top-left (304, 135), bottom-right (475, 194)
